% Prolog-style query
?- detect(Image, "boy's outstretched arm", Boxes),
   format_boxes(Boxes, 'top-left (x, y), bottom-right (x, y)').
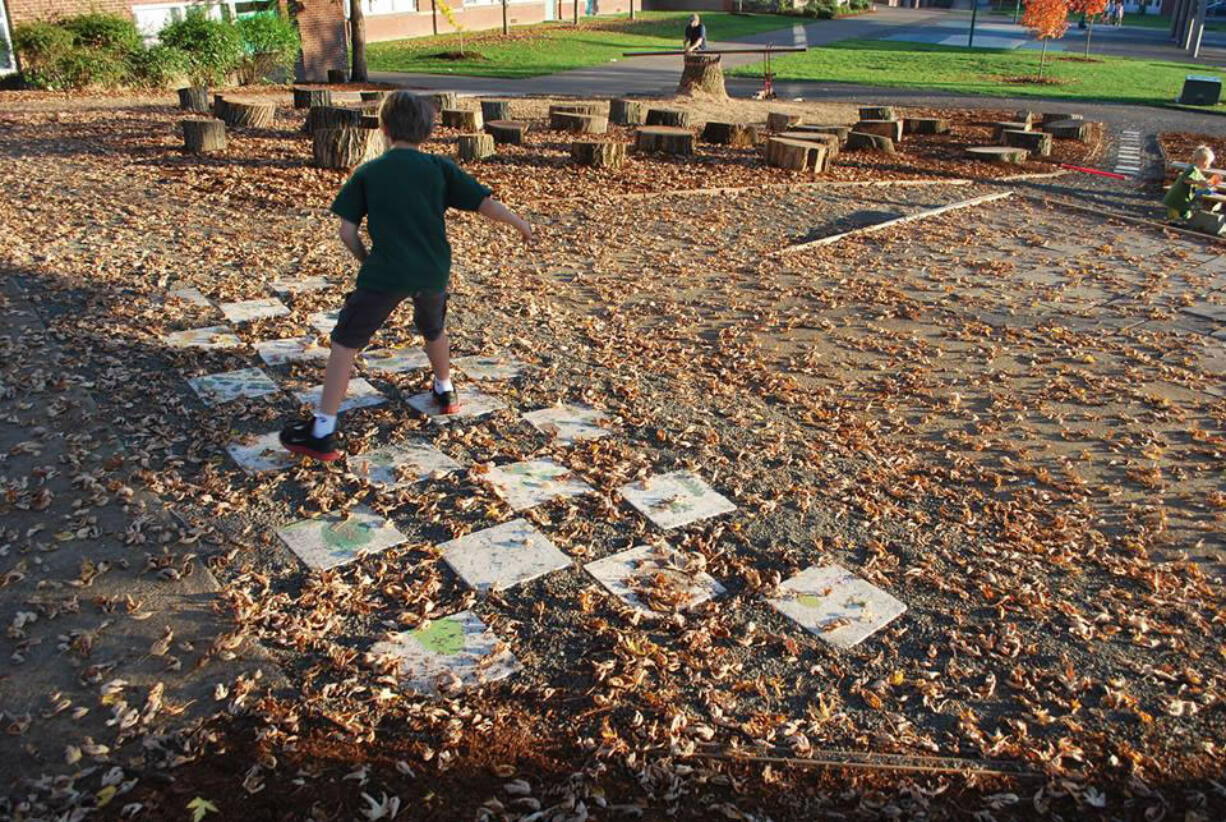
top-left (478, 197), bottom-right (533, 243)
top-left (338, 219), bottom-right (368, 263)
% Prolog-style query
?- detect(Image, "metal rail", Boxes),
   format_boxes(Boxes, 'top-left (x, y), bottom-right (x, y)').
top-left (620, 46), bottom-right (808, 56)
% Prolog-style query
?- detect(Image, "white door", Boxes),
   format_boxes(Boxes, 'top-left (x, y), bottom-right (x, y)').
top-left (0, 0), bottom-right (16, 76)
top-left (544, 0), bottom-right (557, 21)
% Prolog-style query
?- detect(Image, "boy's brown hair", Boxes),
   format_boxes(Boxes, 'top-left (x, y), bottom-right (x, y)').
top-left (379, 91), bottom-right (435, 144)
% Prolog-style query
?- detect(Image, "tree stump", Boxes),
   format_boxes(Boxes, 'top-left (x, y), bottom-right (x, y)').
top-left (677, 53), bottom-right (726, 97)
top-left (220, 98), bottom-right (275, 129)
top-left (1015, 109), bottom-right (1039, 126)
top-left (701, 121), bottom-right (758, 148)
top-left (765, 137), bottom-right (827, 173)
top-left (903, 117), bottom-right (949, 135)
top-left (213, 94), bottom-right (229, 120)
top-left (990, 121), bottom-right (1031, 140)
top-left (549, 102), bottom-right (607, 117)
top-left (966, 146), bottom-right (1029, 164)
top-left (1041, 111), bottom-right (1082, 124)
top-left (480, 100), bottom-right (512, 122)
top-left (610, 98), bottom-right (646, 126)
top-left (635, 126), bottom-right (694, 155)
top-left (360, 90), bottom-right (390, 103)
top-left (791, 124), bottom-right (851, 142)
top-left (859, 106), bottom-right (895, 121)
top-left (645, 108), bottom-right (690, 128)
top-left (766, 111), bottom-right (801, 132)
top-left (778, 131), bottom-right (839, 163)
top-left (441, 108), bottom-right (483, 131)
top-left (846, 131), bottom-right (896, 153)
top-left (327, 68), bottom-right (348, 84)
top-left (1002, 129), bottom-right (1052, 157)
top-left (313, 127), bottom-right (383, 169)
top-left (551, 111), bottom-right (608, 134)
top-left (305, 104), bottom-right (364, 134)
top-left (359, 114), bottom-right (380, 129)
top-left (486, 120), bottom-right (529, 145)
top-left (177, 86), bottom-right (209, 113)
top-left (458, 133), bottom-right (496, 162)
top-left (1042, 119), bottom-right (1089, 140)
top-left (854, 119), bottom-right (903, 141)
top-left (182, 119), bottom-right (226, 154)
top-left (294, 86), bottom-right (333, 109)
top-left (420, 92), bottom-right (457, 114)
top-left (571, 140), bottom-right (627, 169)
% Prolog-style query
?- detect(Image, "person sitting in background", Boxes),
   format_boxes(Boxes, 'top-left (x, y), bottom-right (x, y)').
top-left (1163, 145), bottom-right (1217, 225)
top-left (683, 14), bottom-right (707, 53)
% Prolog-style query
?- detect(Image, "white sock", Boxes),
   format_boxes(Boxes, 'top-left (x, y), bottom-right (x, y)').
top-left (312, 413), bottom-right (337, 438)
top-left (434, 377), bottom-right (454, 393)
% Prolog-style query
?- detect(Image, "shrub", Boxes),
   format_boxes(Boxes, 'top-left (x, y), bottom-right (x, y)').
top-left (235, 12), bottom-right (300, 84)
top-left (62, 12), bottom-right (142, 54)
top-left (129, 44), bottom-right (190, 88)
top-left (160, 11), bottom-right (243, 87)
top-left (51, 47), bottom-right (129, 88)
top-left (849, 0), bottom-right (871, 10)
top-left (804, 0), bottom-right (839, 16)
top-left (12, 21), bottom-right (74, 79)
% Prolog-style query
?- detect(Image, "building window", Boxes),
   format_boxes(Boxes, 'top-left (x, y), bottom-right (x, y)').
top-left (344, 0), bottom-right (418, 16)
top-left (0, 0), bottom-right (15, 75)
top-left (132, 1), bottom-right (279, 40)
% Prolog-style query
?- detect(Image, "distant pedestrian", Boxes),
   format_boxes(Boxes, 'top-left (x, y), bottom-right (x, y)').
top-left (1114, 2), bottom-right (1124, 26)
top-left (683, 14), bottom-right (707, 53)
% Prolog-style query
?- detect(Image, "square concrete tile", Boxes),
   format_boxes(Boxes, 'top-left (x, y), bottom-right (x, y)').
top-left (522, 404), bottom-right (609, 444)
top-left (368, 610), bottom-right (521, 694)
top-left (308, 309), bottom-right (340, 334)
top-left (363, 347), bottom-right (430, 375)
top-left (349, 441), bottom-right (461, 487)
top-left (294, 378), bottom-right (385, 413)
top-left (1182, 301), bottom-right (1226, 323)
top-left (187, 368), bottom-right (280, 406)
top-left (480, 458), bottom-right (593, 511)
top-left (276, 506), bottom-right (406, 571)
top-left (618, 470), bottom-right (736, 530)
top-left (256, 336), bottom-right (330, 366)
top-left (218, 297), bottom-right (290, 324)
top-left (584, 543), bottom-right (725, 618)
top-left (454, 355), bottom-right (528, 381)
top-left (440, 518), bottom-right (570, 592)
top-left (163, 325), bottom-right (242, 350)
top-left (767, 564), bottom-right (906, 650)
top-left (166, 287), bottom-right (211, 307)
top-left (226, 430), bottom-right (294, 475)
top-left (407, 388), bottom-right (505, 425)
top-left (269, 276), bottom-right (330, 296)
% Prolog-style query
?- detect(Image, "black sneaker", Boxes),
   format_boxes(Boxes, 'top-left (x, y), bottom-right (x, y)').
top-left (432, 385), bottom-right (460, 415)
top-left (279, 419), bottom-right (341, 462)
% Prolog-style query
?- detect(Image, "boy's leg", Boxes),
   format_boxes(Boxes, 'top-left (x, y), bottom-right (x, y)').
top-left (414, 291), bottom-right (459, 413)
top-left (318, 343), bottom-right (360, 417)
top-left (424, 332), bottom-right (451, 384)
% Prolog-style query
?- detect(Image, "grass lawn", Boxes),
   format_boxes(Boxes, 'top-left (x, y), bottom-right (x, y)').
top-left (367, 12), bottom-right (803, 78)
top-left (731, 39), bottom-right (1226, 108)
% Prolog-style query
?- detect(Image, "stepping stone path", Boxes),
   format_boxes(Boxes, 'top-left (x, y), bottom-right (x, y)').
top-left (406, 387), bottom-right (505, 425)
top-left (269, 277), bottom-right (331, 296)
top-left (256, 336), bottom-right (329, 366)
top-left (363, 347), bottom-right (429, 374)
top-left (167, 286), bottom-right (211, 307)
top-left (768, 564), bottom-right (906, 650)
top-left (295, 378), bottom-right (385, 412)
top-left (277, 506), bottom-right (406, 571)
top-left (368, 610), bottom-right (522, 695)
top-left (188, 367), bottom-right (280, 406)
top-left (480, 458), bottom-right (593, 511)
top-left (226, 430), bottom-right (295, 475)
top-left (219, 297), bottom-right (290, 324)
top-left (523, 403), bottom-right (609, 444)
top-left (618, 470), bottom-right (736, 530)
top-left (585, 543), bottom-right (725, 618)
top-left (348, 441), bottom-right (461, 487)
top-left (1114, 129), bottom-right (1143, 178)
top-left (454, 355), bottom-right (528, 381)
top-left (308, 309), bottom-right (340, 334)
top-left (163, 325), bottom-right (242, 350)
top-left (440, 518), bottom-right (571, 592)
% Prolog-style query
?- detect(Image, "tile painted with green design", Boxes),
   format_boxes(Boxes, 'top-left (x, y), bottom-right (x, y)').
top-left (308, 309), bottom-right (340, 334)
top-left (584, 543), bottom-right (725, 618)
top-left (276, 506), bottom-right (406, 570)
top-left (522, 404), bottom-right (609, 445)
top-left (256, 336), bottom-right (330, 366)
top-left (618, 470), bottom-right (735, 530)
top-left (407, 388), bottom-right (505, 426)
top-left (226, 430), bottom-right (294, 475)
top-left (767, 564), bottom-right (906, 650)
top-left (349, 441), bottom-right (461, 488)
top-left (453, 355), bottom-right (528, 381)
top-left (367, 610), bottom-right (521, 694)
top-left (163, 325), bottom-right (242, 350)
top-left (480, 458), bottom-right (592, 511)
top-left (187, 367), bottom-right (280, 406)
top-left (440, 518), bottom-right (570, 592)
top-left (294, 378), bottom-right (385, 413)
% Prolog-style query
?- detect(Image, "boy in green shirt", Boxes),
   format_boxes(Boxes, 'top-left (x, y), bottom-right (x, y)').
top-left (1163, 145), bottom-right (1216, 223)
top-left (281, 91), bottom-right (532, 461)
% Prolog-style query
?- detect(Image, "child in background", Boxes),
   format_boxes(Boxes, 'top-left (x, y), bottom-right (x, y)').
top-left (1163, 145), bottom-right (1217, 225)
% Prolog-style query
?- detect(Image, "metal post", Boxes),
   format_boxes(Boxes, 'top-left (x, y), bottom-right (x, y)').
top-left (1013, 0), bottom-right (1021, 24)
top-left (1191, 0), bottom-right (1207, 54)
top-left (968, 0), bottom-right (979, 48)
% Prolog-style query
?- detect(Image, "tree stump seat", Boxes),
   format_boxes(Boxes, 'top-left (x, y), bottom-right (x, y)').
top-left (846, 131), bottom-right (896, 153)
top-left (486, 120), bottom-right (529, 145)
top-left (571, 140), bottom-right (627, 169)
top-left (1041, 111), bottom-right (1082, 124)
top-left (360, 90), bottom-right (390, 103)
top-left (678, 53), bottom-right (726, 97)
top-left (216, 97), bottom-right (275, 129)
top-left (426, 92), bottom-right (458, 113)
top-left (480, 100), bottom-right (512, 122)
top-left (990, 120), bottom-right (1031, 139)
top-left (177, 86), bottom-right (209, 113)
top-left (294, 86), bottom-right (333, 109)
top-left (1015, 109), bottom-right (1039, 126)
top-left (701, 121), bottom-right (758, 147)
top-left (854, 119), bottom-right (903, 141)
top-left (549, 102), bottom-right (607, 118)
top-left (777, 131), bottom-right (839, 161)
top-left (765, 137), bottom-right (828, 173)
top-left (458, 133), bottom-right (496, 162)
top-left (313, 127), bottom-right (382, 169)
top-left (1041, 119), bottom-right (1089, 140)
top-left (791, 124), bottom-right (851, 142)
top-left (182, 118), bottom-right (226, 154)
top-left (610, 98), bottom-right (646, 126)
top-left (966, 145), bottom-right (1029, 164)
top-left (635, 126), bottom-right (694, 155)
top-left (1002, 129), bottom-right (1052, 157)
top-left (645, 108), bottom-right (690, 128)
top-left (766, 111), bottom-right (801, 132)
top-left (903, 117), bottom-right (949, 135)
top-left (859, 106), bottom-right (895, 121)
top-left (551, 111), bottom-right (609, 134)
top-left (304, 105), bottom-right (366, 134)
top-left (441, 108), bottom-right (483, 131)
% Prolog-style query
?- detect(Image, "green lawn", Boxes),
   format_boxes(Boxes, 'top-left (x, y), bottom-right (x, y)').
top-left (731, 39), bottom-right (1226, 107)
top-left (367, 12), bottom-right (802, 77)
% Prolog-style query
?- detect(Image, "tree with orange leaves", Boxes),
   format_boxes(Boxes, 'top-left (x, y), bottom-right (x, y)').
top-left (1068, 0), bottom-right (1109, 57)
top-left (1022, 0), bottom-right (1070, 80)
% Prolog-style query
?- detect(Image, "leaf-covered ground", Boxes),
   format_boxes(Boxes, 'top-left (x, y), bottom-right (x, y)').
top-left (1, 89), bottom-right (1223, 821)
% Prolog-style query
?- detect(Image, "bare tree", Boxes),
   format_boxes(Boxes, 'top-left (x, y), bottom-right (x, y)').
top-left (350, 0), bottom-right (368, 82)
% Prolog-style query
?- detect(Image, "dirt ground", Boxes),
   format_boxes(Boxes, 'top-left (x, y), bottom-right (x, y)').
top-left (1, 90), bottom-right (1223, 821)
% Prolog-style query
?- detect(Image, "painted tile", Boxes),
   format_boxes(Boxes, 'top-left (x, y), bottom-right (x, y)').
top-left (269, 276), bottom-right (330, 296)
top-left (368, 610), bottom-right (521, 694)
top-left (584, 543), bottom-right (725, 617)
top-left (294, 378), bottom-right (385, 413)
top-left (1182, 301), bottom-right (1226, 323)
top-left (480, 458), bottom-right (593, 511)
top-left (256, 336), bottom-right (330, 366)
top-left (226, 430), bottom-right (294, 475)
top-left (364, 347), bottom-right (430, 374)
top-left (767, 564), bottom-right (906, 650)
top-left (440, 518), bottom-right (570, 592)
top-left (163, 325), bottom-right (242, 350)
top-left (276, 506), bottom-right (406, 571)
top-left (349, 441), bottom-right (461, 487)
top-left (522, 404), bottom-right (609, 445)
top-left (218, 297), bottom-right (290, 324)
top-left (454, 355), bottom-right (528, 381)
top-left (187, 367), bottom-right (279, 406)
top-left (618, 470), bottom-right (736, 530)
top-left (308, 309), bottom-right (340, 334)
top-left (406, 388), bottom-right (505, 425)
top-left (166, 287), bottom-right (211, 307)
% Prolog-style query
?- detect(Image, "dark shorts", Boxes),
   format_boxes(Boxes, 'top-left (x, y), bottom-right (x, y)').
top-left (329, 288), bottom-right (448, 350)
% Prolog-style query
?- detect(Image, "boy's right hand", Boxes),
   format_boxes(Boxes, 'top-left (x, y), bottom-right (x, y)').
top-left (515, 219), bottom-right (534, 244)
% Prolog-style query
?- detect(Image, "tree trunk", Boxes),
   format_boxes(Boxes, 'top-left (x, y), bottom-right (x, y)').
top-left (177, 86), bottom-right (209, 113)
top-left (441, 108), bottom-right (483, 130)
top-left (1085, 18), bottom-right (1093, 57)
top-left (486, 120), bottom-right (529, 145)
top-left (350, 0), bottom-right (369, 82)
top-left (765, 137), bottom-right (826, 172)
top-left (458, 133), bottom-right (496, 162)
top-left (431, 0), bottom-right (438, 35)
top-left (634, 126), bottom-right (694, 155)
top-left (502, 0), bottom-right (509, 35)
top-left (610, 98), bottom-right (646, 126)
top-left (629, 0), bottom-right (635, 18)
top-left (571, 140), bottom-right (627, 169)
top-left (573, 0), bottom-right (579, 25)
top-left (213, 94), bottom-right (228, 120)
top-left (182, 119), bottom-right (227, 154)
top-left (481, 100), bottom-right (512, 122)
top-left (645, 108), bottom-right (690, 127)
top-left (766, 111), bottom-right (800, 132)
top-left (313, 127), bottom-right (383, 169)
top-left (305, 105), bottom-right (364, 134)
top-left (858, 106), bottom-right (895, 121)
top-left (327, 68), bottom-right (348, 84)
top-left (550, 111), bottom-right (608, 134)
top-left (294, 87), bottom-right (333, 109)
top-left (701, 121), bottom-right (758, 147)
top-left (677, 53), bottom-right (726, 98)
top-left (1038, 39), bottom-right (1048, 80)
top-left (220, 98), bottom-right (276, 129)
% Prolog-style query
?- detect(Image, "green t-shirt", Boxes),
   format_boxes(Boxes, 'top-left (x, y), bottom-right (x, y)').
top-left (330, 147), bottom-right (492, 294)
top-left (1162, 165), bottom-right (1206, 214)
